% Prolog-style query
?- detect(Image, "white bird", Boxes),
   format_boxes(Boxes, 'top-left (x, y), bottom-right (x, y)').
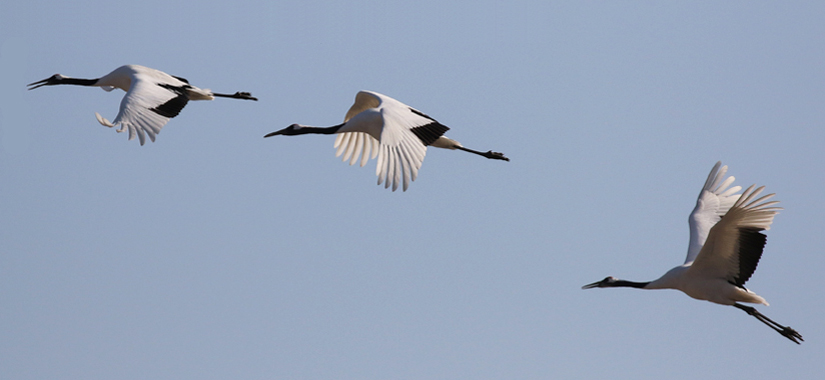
top-left (264, 90), bottom-right (509, 191)
top-left (27, 64), bottom-right (257, 145)
top-left (583, 162), bottom-right (802, 344)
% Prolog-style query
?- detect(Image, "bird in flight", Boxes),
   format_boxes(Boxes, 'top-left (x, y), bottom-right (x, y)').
top-left (28, 64), bottom-right (257, 145)
top-left (264, 90), bottom-right (509, 191)
top-left (583, 162), bottom-right (802, 344)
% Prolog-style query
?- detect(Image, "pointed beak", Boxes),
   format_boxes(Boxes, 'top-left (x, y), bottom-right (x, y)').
top-left (27, 77), bottom-right (51, 90)
top-left (582, 280), bottom-right (602, 289)
top-left (263, 130), bottom-right (283, 138)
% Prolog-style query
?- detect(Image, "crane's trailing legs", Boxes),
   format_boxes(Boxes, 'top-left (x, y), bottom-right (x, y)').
top-left (212, 91), bottom-right (258, 101)
top-left (453, 145), bottom-right (510, 161)
top-left (734, 303), bottom-right (803, 344)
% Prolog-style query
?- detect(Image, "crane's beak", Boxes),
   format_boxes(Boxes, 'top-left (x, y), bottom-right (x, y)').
top-left (581, 280), bottom-right (603, 289)
top-left (263, 129), bottom-right (284, 138)
top-left (265, 124), bottom-right (302, 138)
top-left (27, 77), bottom-right (52, 90)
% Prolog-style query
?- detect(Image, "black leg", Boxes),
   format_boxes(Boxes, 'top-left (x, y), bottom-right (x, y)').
top-left (734, 303), bottom-right (803, 344)
top-left (212, 91), bottom-right (258, 101)
top-left (454, 146), bottom-right (510, 161)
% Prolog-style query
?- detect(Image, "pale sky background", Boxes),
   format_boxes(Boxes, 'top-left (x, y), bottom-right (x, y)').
top-left (1, 1), bottom-right (824, 379)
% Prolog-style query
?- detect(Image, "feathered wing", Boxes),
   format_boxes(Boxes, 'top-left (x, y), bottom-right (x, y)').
top-left (344, 91), bottom-right (381, 121)
top-left (97, 72), bottom-right (189, 145)
top-left (685, 162), bottom-right (743, 264)
top-left (335, 92), bottom-right (383, 168)
top-left (688, 185), bottom-right (781, 286)
top-left (334, 91), bottom-right (448, 191)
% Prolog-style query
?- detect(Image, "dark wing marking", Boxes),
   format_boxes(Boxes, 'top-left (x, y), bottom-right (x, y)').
top-left (150, 83), bottom-right (190, 118)
top-left (730, 227), bottom-right (767, 287)
top-left (409, 122), bottom-right (449, 146)
top-left (171, 75), bottom-right (190, 84)
top-left (409, 107), bottom-right (437, 122)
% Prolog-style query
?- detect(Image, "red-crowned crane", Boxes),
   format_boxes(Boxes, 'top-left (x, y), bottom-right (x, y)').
top-left (264, 90), bottom-right (508, 192)
top-left (583, 162), bottom-right (802, 344)
top-left (28, 64), bottom-right (257, 145)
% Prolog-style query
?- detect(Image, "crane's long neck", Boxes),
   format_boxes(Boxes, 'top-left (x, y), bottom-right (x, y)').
top-left (264, 123), bottom-right (345, 138)
top-left (28, 75), bottom-right (104, 91)
top-left (608, 280), bottom-right (651, 289)
top-left (292, 123), bottom-right (345, 135)
top-left (57, 77), bottom-right (100, 86)
top-left (583, 277), bottom-right (652, 290)
top-left (586, 268), bottom-right (683, 291)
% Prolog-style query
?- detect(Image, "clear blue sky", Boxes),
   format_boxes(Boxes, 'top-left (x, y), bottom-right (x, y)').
top-left (2, 1), bottom-right (823, 379)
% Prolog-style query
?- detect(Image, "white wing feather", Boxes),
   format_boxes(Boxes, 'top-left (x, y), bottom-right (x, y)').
top-left (334, 91), bottom-right (433, 192)
top-left (685, 162), bottom-right (742, 264)
top-left (103, 72), bottom-right (181, 145)
top-left (688, 185), bottom-right (781, 279)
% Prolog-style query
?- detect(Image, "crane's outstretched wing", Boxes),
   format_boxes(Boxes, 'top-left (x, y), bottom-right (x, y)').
top-left (95, 72), bottom-right (189, 145)
top-left (334, 91), bottom-right (448, 192)
top-left (334, 92), bottom-right (383, 170)
top-left (688, 185), bottom-right (781, 286)
top-left (685, 162), bottom-right (742, 264)
top-left (344, 91), bottom-right (381, 122)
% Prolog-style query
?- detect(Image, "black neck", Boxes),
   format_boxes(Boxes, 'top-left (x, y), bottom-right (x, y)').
top-left (295, 124), bottom-right (344, 135)
top-left (61, 78), bottom-right (99, 86)
top-left (611, 280), bottom-right (651, 289)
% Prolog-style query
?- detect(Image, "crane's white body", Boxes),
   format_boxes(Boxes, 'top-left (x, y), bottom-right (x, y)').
top-left (646, 265), bottom-right (767, 306)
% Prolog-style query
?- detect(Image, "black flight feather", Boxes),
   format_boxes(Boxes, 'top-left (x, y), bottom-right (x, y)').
top-left (731, 227), bottom-right (767, 287)
top-left (409, 122), bottom-right (449, 146)
top-left (171, 75), bottom-right (190, 84)
top-left (150, 83), bottom-right (190, 118)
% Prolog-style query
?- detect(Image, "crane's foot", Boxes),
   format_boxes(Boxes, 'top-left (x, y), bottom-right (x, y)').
top-left (232, 92), bottom-right (258, 101)
top-left (483, 151), bottom-right (510, 161)
top-left (212, 91), bottom-right (258, 101)
top-left (779, 326), bottom-right (804, 344)
top-left (735, 303), bottom-right (803, 344)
